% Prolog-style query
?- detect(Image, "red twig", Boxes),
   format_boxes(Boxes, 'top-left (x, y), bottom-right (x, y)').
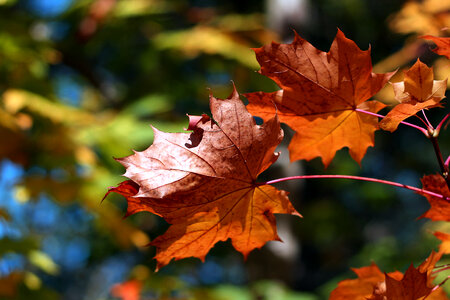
top-left (355, 108), bottom-right (428, 135)
top-left (259, 174), bottom-right (450, 201)
top-left (432, 265), bottom-right (450, 275)
top-left (424, 275), bottom-right (450, 300)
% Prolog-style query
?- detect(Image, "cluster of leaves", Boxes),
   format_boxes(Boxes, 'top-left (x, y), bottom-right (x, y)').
top-left (0, 0), bottom-right (286, 298)
top-left (107, 29), bottom-right (450, 298)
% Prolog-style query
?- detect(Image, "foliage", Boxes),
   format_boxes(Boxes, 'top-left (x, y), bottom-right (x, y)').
top-left (107, 20), bottom-right (450, 300)
top-left (245, 29), bottom-right (391, 167)
top-left (1, 0), bottom-right (450, 299)
top-left (107, 89), bottom-right (300, 270)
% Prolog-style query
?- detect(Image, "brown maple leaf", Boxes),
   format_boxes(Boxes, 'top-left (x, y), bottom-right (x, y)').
top-left (106, 87), bottom-right (300, 270)
top-left (380, 59), bottom-right (447, 132)
top-left (329, 263), bottom-right (402, 300)
top-left (383, 251), bottom-right (448, 300)
top-left (245, 29), bottom-right (392, 167)
top-left (384, 264), bottom-right (432, 299)
top-left (330, 251), bottom-right (447, 300)
top-left (421, 35), bottom-right (450, 59)
top-left (420, 174), bottom-right (450, 221)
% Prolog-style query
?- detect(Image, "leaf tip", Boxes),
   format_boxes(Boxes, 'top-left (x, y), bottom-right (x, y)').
top-left (101, 188), bottom-right (113, 203)
top-left (241, 250), bottom-right (251, 261)
top-left (274, 234), bottom-right (283, 242)
top-left (292, 211), bottom-right (303, 218)
top-left (228, 81), bottom-right (239, 99)
top-left (185, 114), bottom-right (210, 131)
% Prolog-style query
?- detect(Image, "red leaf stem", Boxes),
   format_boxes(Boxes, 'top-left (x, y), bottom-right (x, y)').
top-left (421, 110), bottom-right (433, 129)
top-left (424, 276), bottom-right (450, 300)
top-left (260, 174), bottom-right (450, 201)
top-left (432, 265), bottom-right (450, 275)
top-left (428, 135), bottom-right (450, 189)
top-left (355, 108), bottom-right (428, 135)
top-left (436, 112), bottom-right (450, 134)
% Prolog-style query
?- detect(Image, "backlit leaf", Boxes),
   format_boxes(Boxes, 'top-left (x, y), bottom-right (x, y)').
top-left (106, 87), bottom-right (300, 269)
top-left (246, 29), bottom-right (392, 167)
top-left (420, 174), bottom-right (450, 222)
top-left (380, 59), bottom-right (447, 132)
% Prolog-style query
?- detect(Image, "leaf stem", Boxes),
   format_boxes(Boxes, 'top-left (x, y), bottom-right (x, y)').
top-left (421, 110), bottom-right (433, 129)
top-left (355, 108), bottom-right (428, 135)
top-left (415, 113), bottom-right (433, 129)
top-left (425, 275), bottom-right (450, 300)
top-left (259, 174), bottom-right (450, 201)
top-left (436, 112), bottom-right (450, 133)
top-left (432, 265), bottom-right (450, 275)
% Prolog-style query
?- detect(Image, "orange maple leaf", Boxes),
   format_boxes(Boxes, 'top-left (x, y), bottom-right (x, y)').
top-left (420, 174), bottom-right (450, 222)
top-left (434, 231), bottom-right (450, 254)
top-left (421, 36), bottom-right (450, 59)
top-left (330, 251), bottom-right (448, 300)
top-left (106, 87), bottom-right (300, 270)
top-left (245, 29), bottom-right (393, 167)
top-left (380, 59), bottom-right (447, 132)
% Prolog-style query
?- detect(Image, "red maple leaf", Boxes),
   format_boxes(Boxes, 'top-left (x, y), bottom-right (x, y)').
top-left (421, 36), bottom-right (450, 59)
top-left (245, 29), bottom-right (393, 167)
top-left (384, 264), bottom-right (431, 299)
top-left (106, 87), bottom-right (300, 270)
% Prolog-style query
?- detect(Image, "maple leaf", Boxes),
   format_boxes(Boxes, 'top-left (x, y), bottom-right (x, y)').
top-left (245, 29), bottom-right (392, 167)
top-left (329, 263), bottom-right (402, 300)
top-left (420, 174), bottom-right (450, 222)
top-left (421, 36), bottom-right (450, 59)
top-left (330, 251), bottom-right (447, 300)
top-left (382, 252), bottom-right (447, 300)
top-left (106, 87), bottom-right (300, 270)
top-left (384, 264), bottom-right (432, 299)
top-left (434, 231), bottom-right (450, 254)
top-left (103, 180), bottom-right (157, 217)
top-left (380, 59), bottom-right (447, 132)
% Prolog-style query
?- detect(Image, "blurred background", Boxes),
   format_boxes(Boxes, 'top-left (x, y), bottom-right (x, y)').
top-left (0, 0), bottom-right (449, 299)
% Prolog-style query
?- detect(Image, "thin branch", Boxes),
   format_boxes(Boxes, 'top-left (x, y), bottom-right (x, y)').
top-left (429, 135), bottom-right (450, 189)
top-left (355, 108), bottom-right (428, 135)
top-left (424, 275), bottom-right (450, 300)
top-left (259, 174), bottom-right (450, 201)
